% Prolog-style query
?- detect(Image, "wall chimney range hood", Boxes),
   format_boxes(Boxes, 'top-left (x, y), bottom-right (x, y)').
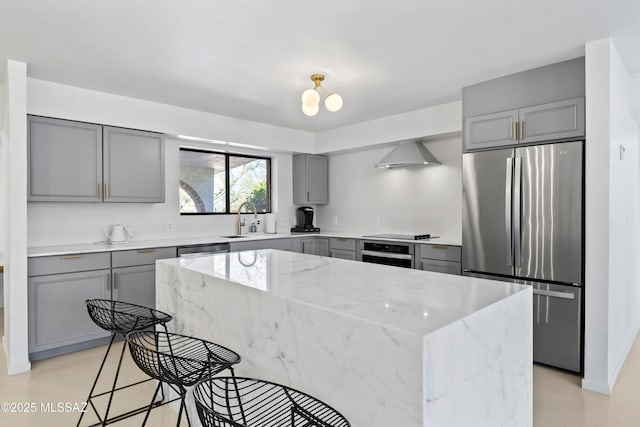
top-left (375, 140), bottom-right (440, 169)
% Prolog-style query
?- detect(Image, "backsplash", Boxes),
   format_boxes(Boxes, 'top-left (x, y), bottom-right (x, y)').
top-left (316, 135), bottom-right (462, 241)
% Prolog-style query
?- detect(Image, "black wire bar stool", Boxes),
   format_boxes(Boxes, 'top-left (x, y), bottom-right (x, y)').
top-left (126, 330), bottom-right (242, 427)
top-left (78, 299), bottom-right (174, 426)
top-left (193, 376), bottom-right (351, 427)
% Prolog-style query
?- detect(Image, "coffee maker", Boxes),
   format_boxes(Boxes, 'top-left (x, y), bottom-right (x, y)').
top-left (291, 206), bottom-right (320, 233)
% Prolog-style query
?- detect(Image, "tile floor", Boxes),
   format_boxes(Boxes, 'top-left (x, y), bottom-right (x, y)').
top-left (1, 308), bottom-right (639, 426)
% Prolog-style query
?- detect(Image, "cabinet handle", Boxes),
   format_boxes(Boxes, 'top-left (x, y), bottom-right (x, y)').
top-left (520, 120), bottom-right (524, 140)
top-left (137, 249), bottom-right (155, 254)
top-left (98, 183), bottom-right (102, 199)
top-left (60, 255), bottom-right (83, 260)
top-left (431, 245), bottom-right (448, 250)
top-left (105, 183), bottom-right (109, 199)
top-left (512, 121), bottom-right (517, 141)
top-left (307, 191), bottom-right (310, 201)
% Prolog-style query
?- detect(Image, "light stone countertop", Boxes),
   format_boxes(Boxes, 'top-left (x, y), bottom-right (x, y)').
top-left (169, 249), bottom-right (526, 337)
top-left (27, 231), bottom-right (461, 257)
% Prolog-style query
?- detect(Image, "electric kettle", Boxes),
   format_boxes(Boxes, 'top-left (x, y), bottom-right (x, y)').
top-left (105, 224), bottom-right (133, 244)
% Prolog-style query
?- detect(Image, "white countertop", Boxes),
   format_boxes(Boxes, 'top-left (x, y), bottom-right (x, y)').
top-left (168, 249), bottom-right (526, 337)
top-left (27, 232), bottom-right (461, 257)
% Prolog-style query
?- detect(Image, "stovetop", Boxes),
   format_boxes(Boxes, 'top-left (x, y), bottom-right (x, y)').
top-left (363, 233), bottom-right (440, 241)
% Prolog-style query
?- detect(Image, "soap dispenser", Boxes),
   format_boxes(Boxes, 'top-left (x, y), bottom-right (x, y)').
top-left (250, 222), bottom-right (257, 233)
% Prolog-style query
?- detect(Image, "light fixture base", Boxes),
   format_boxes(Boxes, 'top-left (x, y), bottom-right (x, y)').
top-left (310, 74), bottom-right (325, 88)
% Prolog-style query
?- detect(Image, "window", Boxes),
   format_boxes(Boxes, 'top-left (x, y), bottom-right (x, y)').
top-left (179, 148), bottom-right (271, 214)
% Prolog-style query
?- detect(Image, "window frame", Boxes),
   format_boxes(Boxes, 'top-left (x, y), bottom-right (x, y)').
top-left (179, 147), bottom-right (272, 215)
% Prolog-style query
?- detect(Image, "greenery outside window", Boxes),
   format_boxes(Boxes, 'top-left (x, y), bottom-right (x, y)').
top-left (180, 148), bottom-right (271, 214)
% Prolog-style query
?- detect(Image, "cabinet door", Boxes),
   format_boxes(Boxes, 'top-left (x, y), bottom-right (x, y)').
top-left (330, 249), bottom-right (357, 261)
top-left (316, 238), bottom-right (329, 257)
top-left (420, 259), bottom-right (461, 275)
top-left (301, 238), bottom-right (316, 255)
top-left (29, 270), bottom-right (111, 353)
top-left (306, 155), bottom-right (328, 204)
top-left (463, 109), bottom-right (518, 151)
top-left (28, 116), bottom-right (102, 202)
top-left (103, 126), bottom-right (165, 203)
top-left (112, 265), bottom-right (155, 309)
top-left (519, 97), bottom-right (585, 144)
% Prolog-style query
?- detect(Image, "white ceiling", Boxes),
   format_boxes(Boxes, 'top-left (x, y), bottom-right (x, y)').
top-left (1, 0), bottom-right (639, 132)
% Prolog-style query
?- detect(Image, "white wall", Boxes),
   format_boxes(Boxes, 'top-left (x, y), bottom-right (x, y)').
top-left (25, 79), bottom-right (303, 246)
top-left (0, 81), bottom-right (4, 308)
top-left (582, 38), bottom-right (640, 394)
top-left (316, 135), bottom-right (462, 242)
top-left (630, 73), bottom-right (640, 124)
top-left (315, 101), bottom-right (461, 154)
top-left (27, 78), bottom-right (315, 154)
top-left (28, 138), bottom-right (296, 245)
top-left (1, 60), bottom-right (31, 375)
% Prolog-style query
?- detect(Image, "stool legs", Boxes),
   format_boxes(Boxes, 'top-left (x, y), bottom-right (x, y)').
top-left (78, 326), bottom-right (171, 426)
top-left (77, 334), bottom-right (117, 427)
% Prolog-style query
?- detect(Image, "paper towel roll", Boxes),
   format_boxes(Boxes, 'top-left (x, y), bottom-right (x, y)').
top-left (265, 213), bottom-right (277, 234)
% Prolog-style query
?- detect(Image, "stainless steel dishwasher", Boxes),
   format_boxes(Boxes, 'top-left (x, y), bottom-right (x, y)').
top-left (177, 243), bottom-right (230, 257)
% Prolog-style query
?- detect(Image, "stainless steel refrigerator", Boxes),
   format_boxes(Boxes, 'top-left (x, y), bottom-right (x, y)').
top-left (462, 140), bottom-right (583, 372)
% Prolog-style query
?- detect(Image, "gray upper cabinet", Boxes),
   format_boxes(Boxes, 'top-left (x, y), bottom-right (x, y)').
top-left (293, 154), bottom-right (328, 204)
top-left (28, 116), bottom-right (165, 203)
top-left (462, 57), bottom-right (585, 151)
top-left (28, 116), bottom-right (103, 202)
top-left (464, 110), bottom-right (518, 150)
top-left (103, 127), bottom-right (165, 203)
top-left (519, 98), bottom-right (585, 144)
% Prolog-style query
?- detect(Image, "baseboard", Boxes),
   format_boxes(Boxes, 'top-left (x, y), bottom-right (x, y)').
top-left (581, 379), bottom-right (612, 395)
top-left (582, 324), bottom-right (640, 395)
top-left (2, 335), bottom-right (32, 375)
top-left (608, 324), bottom-right (640, 392)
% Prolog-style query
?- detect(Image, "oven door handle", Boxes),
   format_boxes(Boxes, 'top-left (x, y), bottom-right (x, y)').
top-left (360, 250), bottom-right (413, 260)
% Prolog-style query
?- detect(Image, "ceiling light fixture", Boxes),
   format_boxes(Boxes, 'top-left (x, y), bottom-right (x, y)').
top-left (301, 74), bottom-right (343, 116)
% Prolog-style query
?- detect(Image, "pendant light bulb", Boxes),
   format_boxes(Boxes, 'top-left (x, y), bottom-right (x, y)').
top-left (302, 102), bottom-right (319, 117)
top-left (325, 93), bottom-right (343, 112)
top-left (301, 88), bottom-right (320, 106)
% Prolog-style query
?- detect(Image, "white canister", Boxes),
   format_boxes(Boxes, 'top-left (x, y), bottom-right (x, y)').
top-left (265, 213), bottom-right (277, 234)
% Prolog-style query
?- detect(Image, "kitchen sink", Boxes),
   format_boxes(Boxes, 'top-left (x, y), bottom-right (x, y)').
top-left (221, 235), bottom-right (247, 238)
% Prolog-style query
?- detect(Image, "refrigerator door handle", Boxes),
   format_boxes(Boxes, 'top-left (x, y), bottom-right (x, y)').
top-left (505, 157), bottom-right (513, 266)
top-left (514, 157), bottom-right (522, 268)
top-left (532, 289), bottom-right (575, 300)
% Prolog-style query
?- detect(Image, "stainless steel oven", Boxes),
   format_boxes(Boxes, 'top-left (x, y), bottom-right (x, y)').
top-left (358, 241), bottom-right (414, 269)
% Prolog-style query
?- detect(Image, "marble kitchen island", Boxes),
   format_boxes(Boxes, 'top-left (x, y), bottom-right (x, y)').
top-left (157, 249), bottom-right (532, 427)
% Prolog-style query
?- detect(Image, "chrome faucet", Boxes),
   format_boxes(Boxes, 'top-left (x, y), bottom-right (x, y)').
top-left (236, 201), bottom-right (257, 235)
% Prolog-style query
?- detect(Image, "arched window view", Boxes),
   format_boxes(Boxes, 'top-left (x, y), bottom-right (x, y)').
top-left (179, 148), bottom-right (271, 214)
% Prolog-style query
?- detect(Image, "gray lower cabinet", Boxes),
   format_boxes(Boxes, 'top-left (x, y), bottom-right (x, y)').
top-left (293, 154), bottom-right (328, 204)
top-left (330, 248), bottom-right (357, 261)
top-left (464, 110), bottom-right (519, 151)
top-left (112, 265), bottom-right (155, 309)
top-left (28, 115), bottom-right (103, 202)
top-left (230, 238), bottom-right (298, 252)
top-left (28, 246), bottom-right (175, 360)
top-left (417, 244), bottom-right (462, 275)
top-left (329, 238), bottom-right (357, 261)
top-left (28, 270), bottom-right (111, 356)
top-left (103, 126), bottom-right (165, 203)
top-left (316, 238), bottom-right (329, 257)
top-left (301, 237), bottom-right (330, 256)
top-left (111, 247), bottom-right (176, 308)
